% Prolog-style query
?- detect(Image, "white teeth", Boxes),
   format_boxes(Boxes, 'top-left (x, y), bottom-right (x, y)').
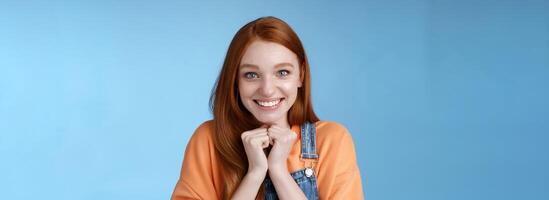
top-left (256, 99), bottom-right (281, 107)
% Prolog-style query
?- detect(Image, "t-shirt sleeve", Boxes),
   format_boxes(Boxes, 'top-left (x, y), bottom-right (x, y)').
top-left (328, 126), bottom-right (365, 199)
top-left (171, 122), bottom-right (219, 200)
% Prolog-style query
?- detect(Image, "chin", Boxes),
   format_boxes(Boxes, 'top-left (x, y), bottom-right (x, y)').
top-left (252, 113), bottom-right (284, 125)
top-left (254, 116), bottom-right (279, 125)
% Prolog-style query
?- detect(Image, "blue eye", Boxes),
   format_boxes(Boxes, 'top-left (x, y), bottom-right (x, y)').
top-left (278, 70), bottom-right (290, 77)
top-left (244, 72), bottom-right (259, 79)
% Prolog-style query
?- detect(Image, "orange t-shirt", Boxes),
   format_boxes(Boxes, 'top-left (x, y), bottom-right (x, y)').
top-left (171, 120), bottom-right (364, 199)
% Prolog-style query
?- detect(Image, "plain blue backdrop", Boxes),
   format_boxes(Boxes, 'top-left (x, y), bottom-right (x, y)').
top-left (1, 0), bottom-right (548, 199)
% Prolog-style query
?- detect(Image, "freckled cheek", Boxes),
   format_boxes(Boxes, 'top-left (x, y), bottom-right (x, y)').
top-left (238, 82), bottom-right (260, 98)
top-left (278, 81), bottom-right (300, 95)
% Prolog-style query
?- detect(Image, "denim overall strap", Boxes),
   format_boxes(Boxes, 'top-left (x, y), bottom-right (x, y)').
top-left (301, 121), bottom-right (318, 159)
top-left (263, 122), bottom-right (320, 200)
top-left (297, 121), bottom-right (320, 200)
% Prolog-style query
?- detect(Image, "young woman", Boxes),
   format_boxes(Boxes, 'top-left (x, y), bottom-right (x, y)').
top-left (171, 16), bottom-right (364, 200)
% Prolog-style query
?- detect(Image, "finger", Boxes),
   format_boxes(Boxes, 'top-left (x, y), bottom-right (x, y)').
top-left (244, 133), bottom-right (268, 146)
top-left (268, 125), bottom-right (288, 132)
top-left (268, 126), bottom-right (290, 136)
top-left (267, 130), bottom-right (279, 140)
top-left (267, 128), bottom-right (284, 139)
top-left (251, 135), bottom-right (270, 148)
top-left (268, 124), bottom-right (281, 129)
top-left (262, 138), bottom-right (270, 148)
top-left (250, 134), bottom-right (269, 143)
top-left (248, 131), bottom-right (268, 139)
top-left (268, 130), bottom-right (296, 144)
top-left (248, 128), bottom-right (268, 134)
top-left (241, 128), bottom-right (268, 138)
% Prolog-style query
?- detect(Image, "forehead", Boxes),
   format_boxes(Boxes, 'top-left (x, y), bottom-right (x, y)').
top-left (240, 40), bottom-right (299, 69)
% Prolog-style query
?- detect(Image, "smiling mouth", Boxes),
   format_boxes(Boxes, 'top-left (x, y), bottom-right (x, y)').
top-left (254, 98), bottom-right (284, 109)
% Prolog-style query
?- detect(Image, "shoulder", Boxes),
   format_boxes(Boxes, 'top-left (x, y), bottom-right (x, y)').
top-left (315, 120), bottom-right (352, 138)
top-left (314, 121), bottom-right (356, 150)
top-left (188, 120), bottom-right (215, 145)
top-left (314, 121), bottom-right (360, 173)
top-left (195, 120), bottom-right (215, 135)
top-left (183, 120), bottom-right (217, 162)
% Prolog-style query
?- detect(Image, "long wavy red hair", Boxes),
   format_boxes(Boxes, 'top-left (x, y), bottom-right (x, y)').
top-left (209, 16), bottom-right (319, 199)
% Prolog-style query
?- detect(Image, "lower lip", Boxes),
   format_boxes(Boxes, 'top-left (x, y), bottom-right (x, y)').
top-left (255, 99), bottom-right (284, 111)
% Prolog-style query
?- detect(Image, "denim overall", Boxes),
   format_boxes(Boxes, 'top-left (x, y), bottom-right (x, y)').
top-left (263, 122), bottom-right (319, 200)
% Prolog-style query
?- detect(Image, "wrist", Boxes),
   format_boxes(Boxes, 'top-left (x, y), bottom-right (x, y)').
top-left (248, 162), bottom-right (268, 173)
top-left (268, 163), bottom-right (288, 174)
top-left (247, 168), bottom-right (267, 180)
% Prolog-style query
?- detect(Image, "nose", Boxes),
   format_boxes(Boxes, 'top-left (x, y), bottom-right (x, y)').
top-left (259, 75), bottom-right (275, 97)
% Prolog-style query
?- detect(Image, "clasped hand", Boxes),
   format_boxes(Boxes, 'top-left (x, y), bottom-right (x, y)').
top-left (241, 125), bottom-right (297, 175)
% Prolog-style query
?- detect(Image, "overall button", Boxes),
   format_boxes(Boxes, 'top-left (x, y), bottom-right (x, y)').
top-left (305, 168), bottom-right (314, 177)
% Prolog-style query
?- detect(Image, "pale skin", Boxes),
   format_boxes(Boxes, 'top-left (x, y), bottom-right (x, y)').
top-left (231, 40), bottom-right (307, 200)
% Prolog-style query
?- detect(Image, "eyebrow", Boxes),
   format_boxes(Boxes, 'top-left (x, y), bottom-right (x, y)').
top-left (239, 63), bottom-right (259, 70)
top-left (239, 62), bottom-right (295, 69)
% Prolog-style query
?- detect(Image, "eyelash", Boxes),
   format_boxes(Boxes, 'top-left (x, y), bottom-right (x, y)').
top-left (243, 70), bottom-right (291, 79)
top-left (244, 72), bottom-right (259, 79)
top-left (278, 70), bottom-right (290, 77)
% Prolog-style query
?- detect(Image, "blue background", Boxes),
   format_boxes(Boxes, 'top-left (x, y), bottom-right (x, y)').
top-left (1, 0), bottom-right (548, 199)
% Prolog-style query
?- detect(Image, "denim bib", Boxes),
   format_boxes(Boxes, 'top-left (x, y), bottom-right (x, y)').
top-left (263, 121), bottom-right (319, 200)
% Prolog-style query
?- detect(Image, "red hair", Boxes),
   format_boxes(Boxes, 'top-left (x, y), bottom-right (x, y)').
top-left (209, 16), bottom-right (319, 199)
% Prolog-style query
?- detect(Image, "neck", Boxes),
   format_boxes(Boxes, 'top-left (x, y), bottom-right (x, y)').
top-left (267, 117), bottom-right (291, 129)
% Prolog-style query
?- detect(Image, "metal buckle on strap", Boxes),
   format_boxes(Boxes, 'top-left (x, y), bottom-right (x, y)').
top-left (300, 156), bottom-right (318, 177)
